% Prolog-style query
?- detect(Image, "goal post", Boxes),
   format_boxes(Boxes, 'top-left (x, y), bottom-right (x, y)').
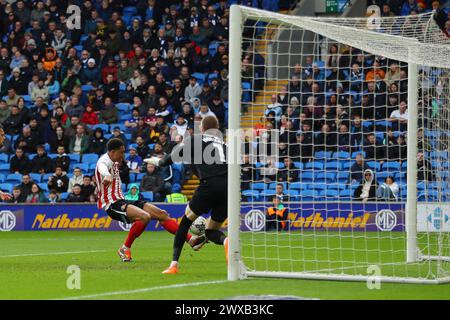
top-left (228, 5), bottom-right (450, 284)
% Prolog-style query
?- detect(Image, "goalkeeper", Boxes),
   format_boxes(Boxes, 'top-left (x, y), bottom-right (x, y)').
top-left (144, 115), bottom-right (228, 274)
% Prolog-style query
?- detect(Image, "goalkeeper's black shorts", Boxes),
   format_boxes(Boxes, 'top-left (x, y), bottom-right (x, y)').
top-left (189, 174), bottom-right (227, 223)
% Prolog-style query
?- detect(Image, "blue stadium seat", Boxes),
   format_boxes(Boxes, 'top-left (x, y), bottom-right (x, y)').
top-left (320, 189), bottom-right (339, 201)
top-left (82, 153), bottom-right (99, 164)
top-left (339, 189), bottom-right (354, 200)
top-left (305, 162), bottom-right (324, 171)
top-left (0, 164), bottom-right (10, 175)
top-left (300, 171), bottom-right (314, 182)
top-left (351, 151), bottom-right (366, 159)
top-left (116, 103), bottom-right (130, 112)
top-left (269, 182), bottom-right (286, 190)
top-left (336, 172), bottom-right (349, 182)
top-left (334, 151), bottom-right (350, 159)
top-left (123, 6), bottom-right (138, 15)
top-left (68, 154), bottom-right (81, 163)
top-left (242, 189), bottom-right (260, 201)
top-left (76, 163), bottom-right (90, 174)
top-left (375, 171), bottom-right (391, 183)
top-left (298, 190), bottom-right (318, 201)
top-left (141, 191), bottom-right (154, 202)
top-left (293, 162), bottom-right (303, 170)
top-left (119, 114), bottom-right (132, 123)
top-left (290, 182), bottom-right (307, 190)
top-left (316, 172), bottom-right (336, 183)
top-left (315, 151), bottom-right (332, 160)
top-left (382, 161), bottom-right (401, 172)
top-left (29, 173), bottom-right (42, 183)
top-left (309, 183), bottom-right (327, 192)
top-left (60, 192), bottom-right (69, 201)
top-left (342, 162), bottom-right (352, 171)
top-left (325, 161), bottom-right (341, 171)
top-left (367, 161), bottom-right (381, 171)
top-left (5, 173), bottom-right (22, 184)
top-left (82, 84), bottom-right (93, 92)
top-left (43, 173), bottom-right (53, 183)
top-left (260, 189), bottom-right (276, 200)
top-left (285, 190), bottom-right (299, 198)
top-left (28, 153), bottom-right (37, 160)
top-left (418, 190), bottom-right (440, 202)
top-left (22, 95), bottom-right (32, 104)
top-left (0, 154), bottom-right (8, 163)
top-left (192, 72), bottom-right (206, 84)
top-left (250, 182), bottom-right (266, 190)
top-left (92, 124), bottom-right (109, 132)
top-left (0, 183), bottom-right (13, 193)
top-left (394, 172), bottom-right (406, 183)
top-left (38, 183), bottom-right (49, 192)
top-left (241, 82), bottom-right (251, 90)
top-left (0, 174), bottom-right (4, 183)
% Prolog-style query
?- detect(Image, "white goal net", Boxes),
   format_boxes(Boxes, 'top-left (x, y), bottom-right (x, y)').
top-left (227, 5), bottom-right (450, 284)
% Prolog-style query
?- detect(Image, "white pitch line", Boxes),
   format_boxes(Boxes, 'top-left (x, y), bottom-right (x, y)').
top-left (57, 280), bottom-right (229, 300)
top-left (0, 250), bottom-right (108, 258)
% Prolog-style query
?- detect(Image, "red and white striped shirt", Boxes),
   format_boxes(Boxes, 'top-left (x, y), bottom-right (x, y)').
top-left (94, 153), bottom-right (125, 210)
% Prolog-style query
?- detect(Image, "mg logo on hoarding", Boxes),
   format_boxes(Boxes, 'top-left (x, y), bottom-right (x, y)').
top-left (119, 221), bottom-right (132, 231)
top-left (375, 209), bottom-right (397, 231)
top-left (0, 210), bottom-right (16, 231)
top-left (427, 207), bottom-right (449, 231)
top-left (244, 210), bottom-right (265, 231)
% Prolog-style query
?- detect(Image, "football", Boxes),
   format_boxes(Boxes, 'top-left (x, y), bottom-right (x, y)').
top-left (190, 216), bottom-right (207, 236)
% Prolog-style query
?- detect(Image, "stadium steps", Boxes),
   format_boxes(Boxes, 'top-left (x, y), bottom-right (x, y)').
top-left (182, 176), bottom-right (199, 200)
top-left (241, 80), bottom-right (288, 129)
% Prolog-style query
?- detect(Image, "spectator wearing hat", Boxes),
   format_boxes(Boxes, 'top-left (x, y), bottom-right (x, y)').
top-left (9, 67), bottom-right (27, 95)
top-left (111, 126), bottom-right (128, 146)
top-left (88, 128), bottom-right (107, 155)
top-left (127, 146), bottom-right (143, 173)
top-left (172, 114), bottom-right (188, 137)
top-left (209, 96), bottom-right (226, 126)
top-left (80, 58), bottom-right (100, 84)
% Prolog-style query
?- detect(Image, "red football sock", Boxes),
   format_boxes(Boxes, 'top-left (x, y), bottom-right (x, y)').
top-left (161, 219), bottom-right (192, 241)
top-left (124, 220), bottom-right (147, 248)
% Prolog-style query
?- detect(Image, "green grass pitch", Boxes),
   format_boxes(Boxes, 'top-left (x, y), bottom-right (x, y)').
top-left (1, 231), bottom-right (449, 300)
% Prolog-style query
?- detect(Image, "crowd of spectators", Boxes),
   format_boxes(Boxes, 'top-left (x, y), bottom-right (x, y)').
top-left (0, 0), bottom-right (293, 203)
top-left (241, 0), bottom-right (449, 203)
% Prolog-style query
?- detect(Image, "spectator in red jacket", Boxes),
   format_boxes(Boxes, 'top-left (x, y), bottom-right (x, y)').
top-left (81, 104), bottom-right (99, 125)
top-left (101, 58), bottom-right (118, 84)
